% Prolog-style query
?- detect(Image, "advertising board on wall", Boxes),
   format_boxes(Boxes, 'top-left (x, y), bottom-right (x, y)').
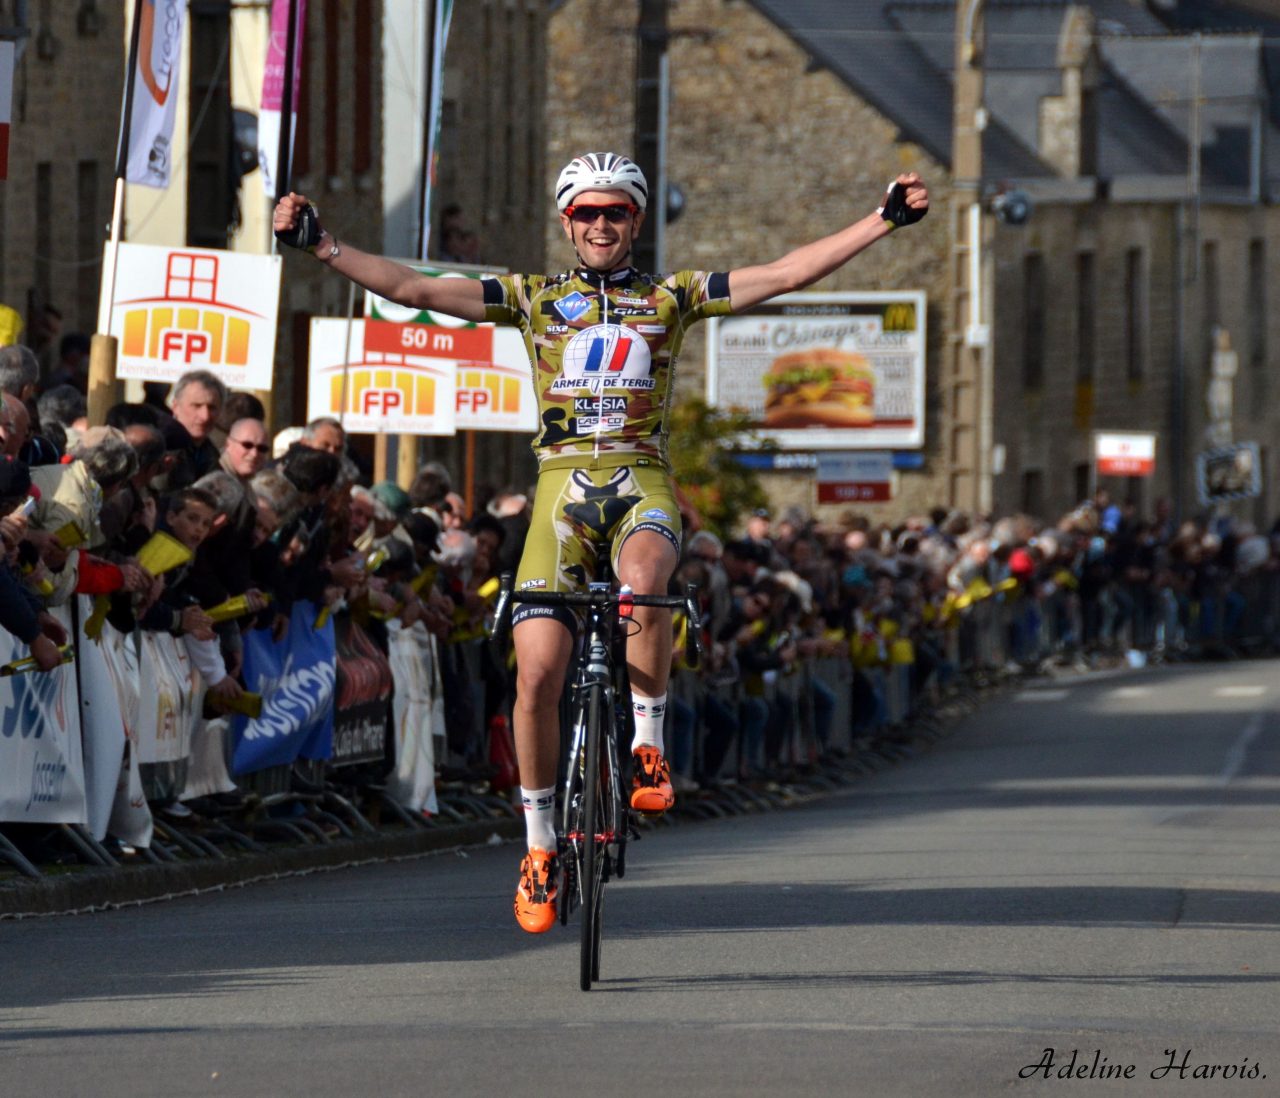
top-left (1095, 432), bottom-right (1157, 478)
top-left (107, 243), bottom-right (282, 390)
top-left (707, 291), bottom-right (926, 450)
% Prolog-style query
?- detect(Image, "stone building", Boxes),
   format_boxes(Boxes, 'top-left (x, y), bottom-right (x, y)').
top-left (0, 0), bottom-right (124, 342)
top-left (1, 1), bottom-right (549, 488)
top-left (547, 0), bottom-right (1280, 524)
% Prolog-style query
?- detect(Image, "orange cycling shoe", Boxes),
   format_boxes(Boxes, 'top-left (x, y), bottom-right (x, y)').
top-left (514, 846), bottom-right (558, 933)
top-left (630, 745), bottom-right (675, 813)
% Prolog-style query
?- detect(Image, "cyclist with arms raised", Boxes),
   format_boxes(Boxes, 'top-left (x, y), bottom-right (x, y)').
top-left (274, 154), bottom-right (928, 933)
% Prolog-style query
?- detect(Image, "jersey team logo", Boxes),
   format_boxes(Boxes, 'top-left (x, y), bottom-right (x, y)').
top-left (562, 325), bottom-right (652, 380)
top-left (553, 291), bottom-right (593, 323)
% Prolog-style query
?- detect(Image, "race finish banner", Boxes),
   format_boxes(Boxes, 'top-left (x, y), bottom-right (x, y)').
top-left (1095, 432), bottom-right (1156, 477)
top-left (707, 291), bottom-right (926, 450)
top-left (816, 451), bottom-right (894, 504)
top-left (364, 267), bottom-right (537, 432)
top-left (1197, 441), bottom-right (1262, 506)
top-left (308, 318), bottom-right (457, 435)
top-left (0, 40), bottom-right (14, 180)
top-left (107, 243), bottom-right (282, 389)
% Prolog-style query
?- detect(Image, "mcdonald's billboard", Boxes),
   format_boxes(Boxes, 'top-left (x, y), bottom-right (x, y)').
top-left (706, 291), bottom-right (926, 450)
top-left (308, 318), bottom-right (456, 436)
top-left (108, 243), bottom-right (282, 390)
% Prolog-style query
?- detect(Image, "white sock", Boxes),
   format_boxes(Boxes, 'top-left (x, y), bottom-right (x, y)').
top-left (630, 693), bottom-right (667, 754)
top-left (520, 785), bottom-right (557, 852)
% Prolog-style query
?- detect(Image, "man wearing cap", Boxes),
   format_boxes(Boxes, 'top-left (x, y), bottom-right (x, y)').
top-left (274, 153), bottom-right (929, 932)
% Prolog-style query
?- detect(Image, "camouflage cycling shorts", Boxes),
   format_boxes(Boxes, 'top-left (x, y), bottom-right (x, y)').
top-left (512, 463), bottom-right (682, 632)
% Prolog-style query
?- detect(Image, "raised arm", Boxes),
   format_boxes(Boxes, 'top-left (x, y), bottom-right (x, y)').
top-left (727, 173), bottom-right (928, 313)
top-left (272, 193), bottom-right (487, 324)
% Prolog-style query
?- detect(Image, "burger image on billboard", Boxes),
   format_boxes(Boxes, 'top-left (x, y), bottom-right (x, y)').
top-left (761, 349), bottom-right (875, 428)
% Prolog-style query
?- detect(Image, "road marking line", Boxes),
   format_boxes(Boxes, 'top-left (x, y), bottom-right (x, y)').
top-left (1112, 686), bottom-right (1152, 698)
top-left (1015, 690), bottom-right (1068, 702)
top-left (1220, 712), bottom-right (1265, 786)
top-left (1214, 685), bottom-right (1267, 698)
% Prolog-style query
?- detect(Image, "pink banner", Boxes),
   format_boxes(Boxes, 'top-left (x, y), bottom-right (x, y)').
top-left (258, 0), bottom-right (307, 196)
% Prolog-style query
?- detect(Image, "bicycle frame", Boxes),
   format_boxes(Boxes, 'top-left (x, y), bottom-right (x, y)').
top-left (490, 572), bottom-right (702, 989)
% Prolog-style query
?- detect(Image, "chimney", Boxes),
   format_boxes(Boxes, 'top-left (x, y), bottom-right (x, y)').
top-left (1038, 6), bottom-right (1099, 177)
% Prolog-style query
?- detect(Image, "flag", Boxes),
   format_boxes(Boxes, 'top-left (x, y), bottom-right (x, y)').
top-left (0, 40), bottom-right (14, 180)
top-left (418, 0), bottom-right (455, 257)
top-left (258, 0), bottom-right (307, 197)
top-left (120, 0), bottom-right (187, 188)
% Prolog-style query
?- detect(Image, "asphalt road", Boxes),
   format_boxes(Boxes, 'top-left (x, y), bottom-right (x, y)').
top-left (3, 660), bottom-right (1280, 1097)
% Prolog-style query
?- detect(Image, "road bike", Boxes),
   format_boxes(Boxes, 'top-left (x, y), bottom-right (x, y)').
top-left (491, 562), bottom-right (702, 990)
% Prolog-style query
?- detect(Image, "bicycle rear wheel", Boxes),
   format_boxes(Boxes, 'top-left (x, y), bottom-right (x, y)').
top-left (578, 683), bottom-right (608, 991)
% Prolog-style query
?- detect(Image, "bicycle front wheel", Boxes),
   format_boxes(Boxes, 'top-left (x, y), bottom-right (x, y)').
top-left (578, 683), bottom-right (608, 991)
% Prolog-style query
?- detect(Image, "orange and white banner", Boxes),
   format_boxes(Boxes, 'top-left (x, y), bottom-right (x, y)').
top-left (123, 0), bottom-right (186, 188)
top-left (107, 242), bottom-right (282, 389)
top-left (308, 318), bottom-right (457, 436)
top-left (365, 268), bottom-right (537, 433)
top-left (0, 41), bottom-right (13, 180)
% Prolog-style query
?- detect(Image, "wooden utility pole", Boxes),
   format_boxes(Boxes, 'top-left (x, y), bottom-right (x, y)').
top-left (947, 0), bottom-right (993, 513)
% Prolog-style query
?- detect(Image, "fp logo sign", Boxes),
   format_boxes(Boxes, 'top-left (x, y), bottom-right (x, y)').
top-left (361, 389), bottom-right (404, 416)
top-left (160, 328), bottom-right (211, 365)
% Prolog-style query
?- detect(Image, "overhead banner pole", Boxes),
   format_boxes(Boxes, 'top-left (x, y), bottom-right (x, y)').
top-left (90, 0), bottom-right (146, 425)
top-left (403, 0), bottom-right (454, 490)
top-left (260, 0), bottom-right (304, 431)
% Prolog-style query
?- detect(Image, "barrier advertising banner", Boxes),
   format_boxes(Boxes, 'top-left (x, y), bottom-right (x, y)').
top-left (308, 318), bottom-right (458, 435)
top-left (233, 601), bottom-right (335, 775)
top-left (365, 268), bottom-right (537, 432)
top-left (707, 291), bottom-right (926, 450)
top-left (331, 614), bottom-right (393, 765)
top-left (108, 243), bottom-right (282, 389)
top-left (0, 623), bottom-right (87, 826)
top-left (123, 0), bottom-right (187, 188)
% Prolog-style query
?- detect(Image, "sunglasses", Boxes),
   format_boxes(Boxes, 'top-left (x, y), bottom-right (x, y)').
top-left (231, 437), bottom-right (271, 455)
top-left (565, 203), bottom-right (637, 224)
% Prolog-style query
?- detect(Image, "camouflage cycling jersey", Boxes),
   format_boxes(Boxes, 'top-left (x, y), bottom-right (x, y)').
top-left (480, 266), bottom-right (732, 471)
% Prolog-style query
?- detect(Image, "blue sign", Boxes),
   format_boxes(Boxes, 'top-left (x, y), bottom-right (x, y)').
top-left (232, 600), bottom-right (336, 774)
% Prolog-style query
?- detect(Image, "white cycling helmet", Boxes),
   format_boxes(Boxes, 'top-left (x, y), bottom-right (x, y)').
top-left (555, 152), bottom-right (648, 211)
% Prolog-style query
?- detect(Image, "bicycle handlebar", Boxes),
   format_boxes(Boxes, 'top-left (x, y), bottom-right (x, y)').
top-left (489, 573), bottom-right (704, 669)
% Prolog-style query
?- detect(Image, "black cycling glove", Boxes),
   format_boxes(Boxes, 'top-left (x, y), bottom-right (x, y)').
top-left (275, 202), bottom-right (325, 251)
top-left (877, 180), bottom-right (926, 228)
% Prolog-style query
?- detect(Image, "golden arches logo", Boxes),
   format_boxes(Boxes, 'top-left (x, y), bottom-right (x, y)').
top-left (882, 303), bottom-right (916, 331)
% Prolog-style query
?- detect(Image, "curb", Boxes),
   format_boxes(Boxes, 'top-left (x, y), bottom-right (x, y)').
top-left (0, 817), bottom-right (525, 918)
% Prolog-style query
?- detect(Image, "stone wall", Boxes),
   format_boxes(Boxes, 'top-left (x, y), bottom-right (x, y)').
top-left (0, 4), bottom-right (125, 337)
top-left (546, 0), bottom-right (953, 524)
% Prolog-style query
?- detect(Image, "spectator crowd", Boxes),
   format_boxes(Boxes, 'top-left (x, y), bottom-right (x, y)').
top-left (2, 342), bottom-right (1279, 866)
